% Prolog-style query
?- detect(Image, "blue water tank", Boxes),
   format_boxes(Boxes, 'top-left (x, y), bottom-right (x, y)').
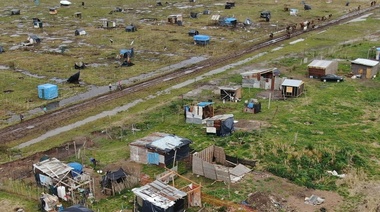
top-left (194, 35), bottom-right (210, 45)
top-left (37, 84), bottom-right (58, 100)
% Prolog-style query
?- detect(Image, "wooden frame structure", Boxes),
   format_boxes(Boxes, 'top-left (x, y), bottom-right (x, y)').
top-left (33, 158), bottom-right (94, 204)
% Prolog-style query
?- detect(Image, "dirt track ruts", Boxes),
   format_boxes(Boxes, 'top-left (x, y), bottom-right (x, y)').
top-left (0, 5), bottom-right (378, 145)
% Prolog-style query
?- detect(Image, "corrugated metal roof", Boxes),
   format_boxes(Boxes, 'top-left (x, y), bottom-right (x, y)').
top-left (229, 164), bottom-right (251, 177)
top-left (281, 79), bottom-right (303, 87)
top-left (240, 69), bottom-right (272, 75)
top-left (308, 60), bottom-right (334, 68)
top-left (150, 135), bottom-right (184, 150)
top-left (130, 132), bottom-right (168, 147)
top-left (130, 132), bottom-right (191, 151)
top-left (219, 86), bottom-right (241, 90)
top-left (351, 58), bottom-right (379, 67)
top-left (132, 180), bottom-right (187, 210)
top-left (33, 158), bottom-right (73, 178)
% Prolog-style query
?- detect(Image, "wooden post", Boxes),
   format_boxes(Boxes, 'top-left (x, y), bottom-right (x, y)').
top-left (268, 93), bottom-right (271, 109)
top-left (74, 141), bottom-right (77, 159)
top-left (92, 177), bottom-right (96, 199)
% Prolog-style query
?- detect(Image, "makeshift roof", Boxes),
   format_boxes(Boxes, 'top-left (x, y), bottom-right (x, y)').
top-left (240, 69), bottom-right (273, 75)
top-left (351, 58), bottom-right (379, 67)
top-left (219, 86), bottom-right (241, 91)
top-left (33, 158), bottom-right (73, 178)
top-left (29, 34), bottom-right (40, 40)
top-left (206, 114), bottom-right (233, 121)
top-left (131, 132), bottom-right (191, 151)
top-left (132, 180), bottom-right (187, 210)
top-left (197, 102), bottom-right (213, 107)
top-left (308, 60), bottom-right (335, 68)
top-left (146, 134), bottom-right (191, 153)
top-left (168, 14), bottom-right (182, 17)
top-left (281, 79), bottom-right (303, 87)
top-left (104, 168), bottom-right (128, 181)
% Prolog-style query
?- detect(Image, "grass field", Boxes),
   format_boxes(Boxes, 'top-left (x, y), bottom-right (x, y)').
top-left (1, 0), bottom-right (380, 211)
top-left (0, 0), bottom-right (374, 123)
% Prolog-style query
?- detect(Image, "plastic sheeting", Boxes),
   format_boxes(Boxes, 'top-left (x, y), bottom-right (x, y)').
top-left (219, 117), bottom-right (234, 136)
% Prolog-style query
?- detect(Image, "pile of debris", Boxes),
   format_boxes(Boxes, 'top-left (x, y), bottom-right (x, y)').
top-left (245, 191), bottom-right (288, 211)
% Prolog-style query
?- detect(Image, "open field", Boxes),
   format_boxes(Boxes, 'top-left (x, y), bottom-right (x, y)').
top-left (0, 0), bottom-right (375, 124)
top-left (0, 0), bottom-right (380, 211)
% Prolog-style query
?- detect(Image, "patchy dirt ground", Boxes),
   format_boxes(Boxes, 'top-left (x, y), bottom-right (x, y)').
top-left (3, 137), bottom-right (380, 212)
top-left (234, 119), bottom-right (270, 132)
top-left (240, 171), bottom-right (343, 212)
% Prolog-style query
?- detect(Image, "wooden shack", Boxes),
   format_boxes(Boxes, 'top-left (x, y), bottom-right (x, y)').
top-left (241, 68), bottom-right (281, 90)
top-left (281, 79), bottom-right (304, 97)
top-left (206, 114), bottom-right (234, 136)
top-left (132, 179), bottom-right (200, 212)
top-left (33, 158), bottom-right (93, 204)
top-left (307, 60), bottom-right (338, 78)
top-left (167, 14), bottom-right (183, 24)
top-left (11, 9), bottom-right (20, 15)
top-left (351, 58), bottom-right (379, 79)
top-left (185, 101), bottom-right (214, 124)
top-left (192, 145), bottom-right (251, 183)
top-left (219, 86), bottom-right (242, 101)
top-left (129, 132), bottom-right (192, 166)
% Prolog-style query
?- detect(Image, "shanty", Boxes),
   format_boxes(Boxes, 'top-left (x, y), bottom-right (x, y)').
top-left (129, 132), bottom-right (192, 166)
top-left (1, 0), bottom-right (379, 211)
top-left (241, 68), bottom-right (282, 90)
top-left (307, 59), bottom-right (338, 79)
top-left (281, 79), bottom-right (304, 97)
top-left (350, 58), bottom-right (379, 79)
top-left (33, 158), bottom-right (93, 204)
top-left (192, 145), bottom-right (252, 183)
top-left (184, 101), bottom-right (214, 124)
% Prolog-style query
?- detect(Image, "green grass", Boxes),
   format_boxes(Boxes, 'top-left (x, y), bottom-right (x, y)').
top-left (1, 0), bottom-right (380, 210)
top-left (1, 0), bottom-right (375, 123)
top-left (0, 186), bottom-right (41, 211)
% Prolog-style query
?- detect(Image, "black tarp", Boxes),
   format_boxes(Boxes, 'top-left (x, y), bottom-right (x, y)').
top-left (101, 168), bottom-right (128, 189)
top-left (62, 205), bottom-right (94, 212)
top-left (188, 30), bottom-right (199, 36)
top-left (163, 142), bottom-right (191, 166)
top-left (304, 4), bottom-right (311, 10)
top-left (219, 117), bottom-right (234, 136)
top-left (67, 71), bottom-right (80, 83)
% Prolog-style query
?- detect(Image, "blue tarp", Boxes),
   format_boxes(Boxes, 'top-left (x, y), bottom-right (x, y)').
top-left (197, 102), bottom-right (213, 107)
top-left (224, 17), bottom-right (236, 24)
top-left (68, 162), bottom-right (83, 177)
top-left (247, 102), bottom-right (254, 109)
top-left (194, 35), bottom-right (210, 41)
top-left (194, 35), bottom-right (210, 45)
top-left (37, 83), bottom-right (58, 100)
top-left (120, 48), bottom-right (134, 58)
top-left (147, 152), bottom-right (159, 165)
